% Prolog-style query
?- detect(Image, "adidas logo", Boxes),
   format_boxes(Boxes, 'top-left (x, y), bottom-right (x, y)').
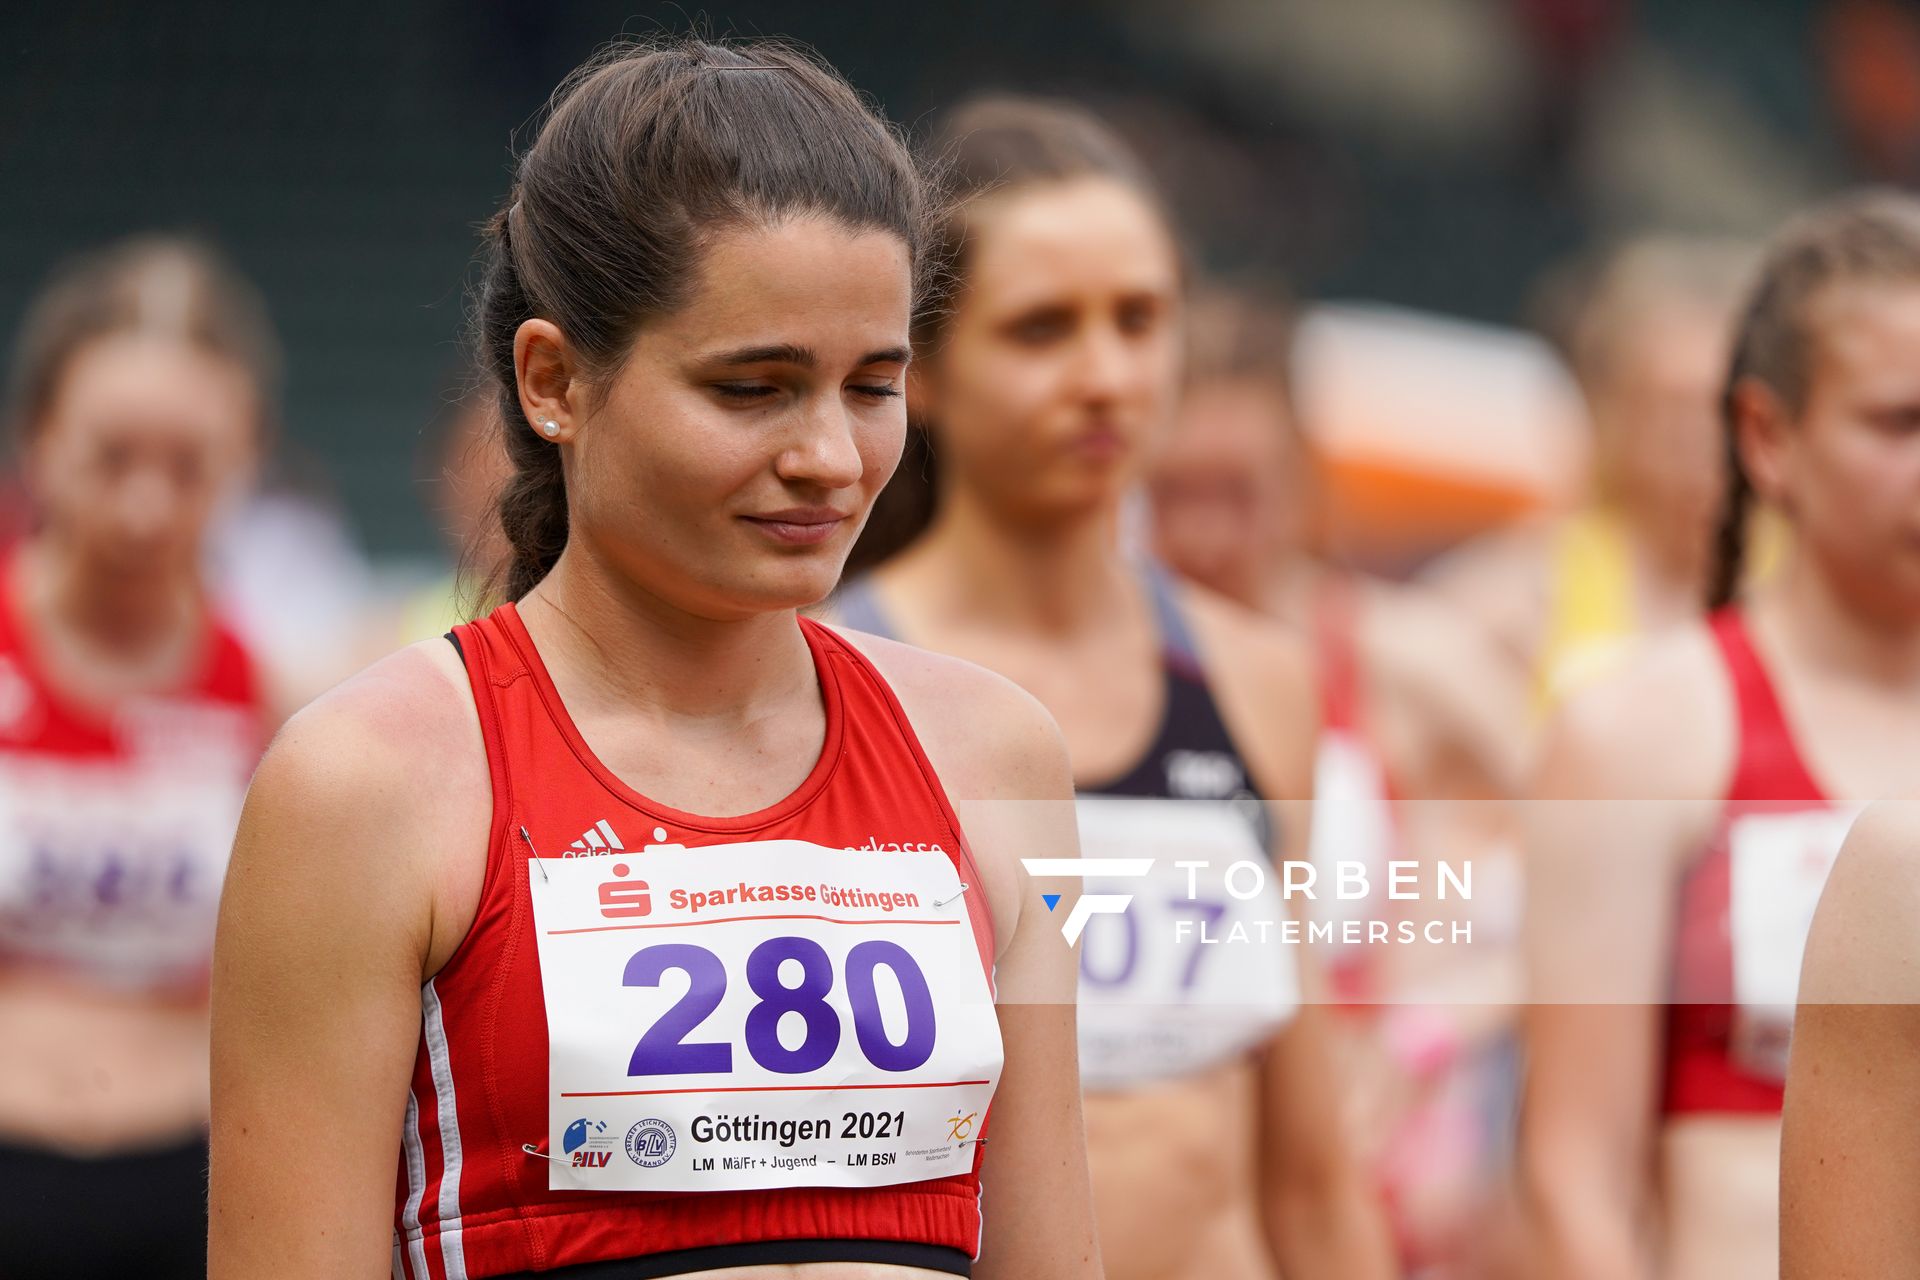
top-left (569, 819), bottom-right (625, 854)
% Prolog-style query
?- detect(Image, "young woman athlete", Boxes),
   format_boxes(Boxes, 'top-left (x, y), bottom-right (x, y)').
top-left (1520, 190), bottom-right (1920, 1278)
top-left (834, 99), bottom-right (1394, 1280)
top-left (210, 40), bottom-right (1099, 1280)
top-left (0, 236), bottom-right (276, 1276)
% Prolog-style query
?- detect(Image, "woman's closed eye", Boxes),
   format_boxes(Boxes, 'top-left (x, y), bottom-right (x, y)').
top-left (712, 381), bottom-right (900, 404)
top-left (712, 381), bottom-right (779, 403)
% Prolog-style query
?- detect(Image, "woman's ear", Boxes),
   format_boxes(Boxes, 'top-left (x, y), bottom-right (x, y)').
top-left (1730, 376), bottom-right (1794, 509)
top-left (514, 319), bottom-right (581, 442)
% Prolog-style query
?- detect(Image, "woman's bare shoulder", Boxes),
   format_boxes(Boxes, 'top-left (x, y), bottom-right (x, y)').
top-left (1801, 794), bottom-right (1920, 1004)
top-left (263, 640), bottom-right (481, 784)
top-left (825, 624), bottom-right (1072, 804)
top-left (240, 640), bottom-right (490, 894)
top-left (1538, 620), bottom-right (1733, 802)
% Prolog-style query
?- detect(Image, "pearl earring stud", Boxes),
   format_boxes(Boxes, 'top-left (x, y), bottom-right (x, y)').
top-left (540, 419), bottom-right (560, 438)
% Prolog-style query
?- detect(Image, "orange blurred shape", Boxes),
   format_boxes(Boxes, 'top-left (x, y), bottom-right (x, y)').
top-left (1293, 303), bottom-right (1589, 566)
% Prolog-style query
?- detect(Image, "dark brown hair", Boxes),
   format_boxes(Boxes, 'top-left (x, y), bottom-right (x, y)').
top-left (846, 94), bottom-right (1175, 574)
top-left (7, 234), bottom-right (281, 443)
top-left (475, 37), bottom-right (930, 602)
top-left (1708, 189), bottom-right (1920, 607)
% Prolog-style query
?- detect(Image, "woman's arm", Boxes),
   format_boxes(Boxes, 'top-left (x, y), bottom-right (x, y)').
top-left (210, 647), bottom-right (485, 1278)
top-left (1257, 1002), bottom-right (1399, 1279)
top-left (1517, 643), bottom-right (1723, 1280)
top-left (1188, 591), bottom-right (1398, 1277)
top-left (967, 717), bottom-right (1099, 1280)
top-left (1782, 799), bottom-right (1920, 1277)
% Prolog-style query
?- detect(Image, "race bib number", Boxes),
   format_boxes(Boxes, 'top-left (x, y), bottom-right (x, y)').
top-left (528, 839), bottom-right (1001, 1192)
top-left (1727, 807), bottom-right (1858, 1081)
top-left (0, 758), bottom-right (245, 986)
top-left (1073, 795), bottom-right (1299, 1089)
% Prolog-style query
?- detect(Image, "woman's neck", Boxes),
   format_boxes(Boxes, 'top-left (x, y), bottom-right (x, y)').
top-left (19, 536), bottom-right (197, 662)
top-left (1752, 548), bottom-right (1920, 689)
top-left (1250, 553), bottom-right (1329, 629)
top-left (891, 486), bottom-right (1138, 638)
top-left (524, 540), bottom-right (818, 727)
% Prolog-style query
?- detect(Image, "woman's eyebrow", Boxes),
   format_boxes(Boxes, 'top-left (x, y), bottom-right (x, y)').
top-left (707, 342), bottom-right (814, 367)
top-left (699, 343), bottom-right (910, 368)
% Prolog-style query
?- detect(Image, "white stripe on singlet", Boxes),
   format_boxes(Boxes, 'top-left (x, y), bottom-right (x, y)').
top-left (423, 980), bottom-right (470, 1280)
top-left (400, 1089), bottom-right (431, 1280)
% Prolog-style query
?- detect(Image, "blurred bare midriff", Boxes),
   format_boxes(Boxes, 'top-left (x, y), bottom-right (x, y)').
top-left (1084, 1057), bottom-right (1271, 1280)
top-left (0, 971), bottom-right (210, 1153)
top-left (1660, 1116), bottom-right (1782, 1280)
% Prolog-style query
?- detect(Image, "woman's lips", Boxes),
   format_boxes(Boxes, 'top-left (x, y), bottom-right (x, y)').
top-left (1067, 424), bottom-right (1128, 462)
top-left (739, 509), bottom-right (849, 546)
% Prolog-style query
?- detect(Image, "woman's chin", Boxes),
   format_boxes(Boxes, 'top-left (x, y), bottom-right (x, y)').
top-left (722, 560), bottom-right (848, 617)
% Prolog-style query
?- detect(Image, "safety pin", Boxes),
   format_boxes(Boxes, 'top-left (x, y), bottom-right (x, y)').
top-left (521, 1143), bottom-right (570, 1166)
top-left (933, 882), bottom-right (969, 908)
top-left (522, 827), bottom-right (549, 882)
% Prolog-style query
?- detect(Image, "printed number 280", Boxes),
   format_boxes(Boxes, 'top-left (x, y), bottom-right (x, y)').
top-left (625, 937), bottom-right (936, 1077)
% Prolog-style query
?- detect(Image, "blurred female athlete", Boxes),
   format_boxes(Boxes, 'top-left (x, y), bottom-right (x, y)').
top-left (1521, 190), bottom-right (1920, 1278)
top-left (1425, 236), bottom-right (1752, 703)
top-left (1148, 284), bottom-right (1526, 1273)
top-left (834, 99), bottom-right (1394, 1280)
top-left (0, 237), bottom-right (275, 1276)
top-left (211, 39), bottom-right (1098, 1280)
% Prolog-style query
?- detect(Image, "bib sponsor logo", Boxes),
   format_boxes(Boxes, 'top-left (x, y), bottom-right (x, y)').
top-left (597, 863), bottom-right (652, 919)
top-left (843, 836), bottom-right (950, 855)
top-left (625, 1118), bottom-right (677, 1168)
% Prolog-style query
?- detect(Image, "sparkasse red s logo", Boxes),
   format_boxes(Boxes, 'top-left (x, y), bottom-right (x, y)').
top-left (598, 862), bottom-right (651, 918)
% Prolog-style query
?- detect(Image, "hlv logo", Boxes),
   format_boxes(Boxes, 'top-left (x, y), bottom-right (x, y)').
top-left (1018, 858), bottom-right (1153, 944)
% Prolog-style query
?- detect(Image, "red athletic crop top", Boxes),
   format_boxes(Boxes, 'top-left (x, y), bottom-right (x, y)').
top-left (1663, 608), bottom-right (1839, 1116)
top-left (392, 603), bottom-right (997, 1280)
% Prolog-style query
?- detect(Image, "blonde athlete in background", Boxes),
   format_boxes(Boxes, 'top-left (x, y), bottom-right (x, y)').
top-left (1521, 191), bottom-right (1920, 1279)
top-left (835, 99), bottom-right (1395, 1280)
top-left (1424, 237), bottom-right (1753, 702)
